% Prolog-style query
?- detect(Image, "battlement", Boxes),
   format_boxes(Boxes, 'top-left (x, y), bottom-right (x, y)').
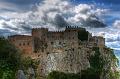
top-left (32, 27), bottom-right (48, 30)
top-left (8, 35), bottom-right (32, 41)
top-left (66, 26), bottom-right (79, 28)
top-left (65, 26), bottom-right (85, 30)
top-left (8, 27), bottom-right (105, 58)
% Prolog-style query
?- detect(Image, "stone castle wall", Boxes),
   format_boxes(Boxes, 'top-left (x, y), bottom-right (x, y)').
top-left (8, 35), bottom-right (33, 55)
top-left (8, 27), bottom-right (107, 79)
top-left (8, 27), bottom-right (105, 58)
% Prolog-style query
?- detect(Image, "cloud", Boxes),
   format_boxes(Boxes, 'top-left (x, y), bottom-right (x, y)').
top-left (0, 0), bottom-right (42, 12)
top-left (53, 14), bottom-right (69, 28)
top-left (77, 0), bottom-right (120, 4)
top-left (90, 27), bottom-right (120, 52)
top-left (0, 0), bottom-right (120, 66)
top-left (0, 0), bottom-right (108, 36)
top-left (113, 20), bottom-right (120, 29)
top-left (0, 1), bottom-right (19, 12)
top-left (1, 0), bottom-right (40, 5)
top-left (67, 4), bottom-right (107, 27)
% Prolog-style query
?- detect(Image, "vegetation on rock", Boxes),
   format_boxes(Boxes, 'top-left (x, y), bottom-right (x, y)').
top-left (78, 29), bottom-right (89, 41)
top-left (47, 71), bottom-right (80, 79)
top-left (0, 37), bottom-right (21, 79)
top-left (47, 70), bottom-right (100, 79)
top-left (0, 36), bottom-right (119, 79)
top-left (47, 47), bottom-right (119, 79)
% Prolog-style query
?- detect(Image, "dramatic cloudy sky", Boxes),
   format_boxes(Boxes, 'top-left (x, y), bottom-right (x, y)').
top-left (0, 0), bottom-right (120, 65)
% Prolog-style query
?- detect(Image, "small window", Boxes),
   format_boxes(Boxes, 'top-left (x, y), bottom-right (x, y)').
top-left (42, 49), bottom-right (44, 52)
top-left (66, 70), bottom-right (68, 72)
top-left (27, 42), bottom-right (29, 45)
top-left (51, 42), bottom-right (53, 45)
top-left (23, 43), bottom-right (25, 46)
top-left (59, 42), bottom-right (61, 44)
top-left (47, 52), bottom-right (49, 55)
top-left (19, 43), bottom-right (21, 46)
top-left (72, 48), bottom-right (74, 51)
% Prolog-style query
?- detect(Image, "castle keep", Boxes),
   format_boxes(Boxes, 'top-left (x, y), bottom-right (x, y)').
top-left (8, 26), bottom-right (105, 58)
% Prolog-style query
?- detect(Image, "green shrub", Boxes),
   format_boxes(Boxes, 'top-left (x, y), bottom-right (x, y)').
top-left (47, 70), bottom-right (99, 79)
top-left (0, 37), bottom-right (21, 79)
top-left (78, 29), bottom-right (89, 41)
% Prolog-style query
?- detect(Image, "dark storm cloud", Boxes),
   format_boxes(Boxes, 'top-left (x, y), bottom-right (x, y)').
top-left (84, 18), bottom-right (106, 28)
top-left (0, 0), bottom-right (42, 12)
top-left (75, 0), bottom-right (120, 4)
top-left (0, 0), bottom-right (41, 5)
top-left (2, 21), bottom-right (32, 32)
top-left (54, 14), bottom-right (69, 28)
top-left (2, 22), bottom-right (19, 31)
top-left (18, 22), bottom-right (32, 31)
top-left (0, 29), bottom-right (15, 36)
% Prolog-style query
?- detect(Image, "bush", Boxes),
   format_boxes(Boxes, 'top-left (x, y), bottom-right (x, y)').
top-left (47, 71), bottom-right (67, 79)
top-left (78, 29), bottom-right (89, 41)
top-left (47, 70), bottom-right (99, 79)
top-left (89, 47), bottom-right (105, 73)
top-left (81, 68), bottom-right (100, 79)
top-left (0, 37), bottom-right (21, 79)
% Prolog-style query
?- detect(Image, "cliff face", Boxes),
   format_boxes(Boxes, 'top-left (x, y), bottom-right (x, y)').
top-left (36, 46), bottom-right (118, 79)
top-left (45, 48), bottom-right (90, 74)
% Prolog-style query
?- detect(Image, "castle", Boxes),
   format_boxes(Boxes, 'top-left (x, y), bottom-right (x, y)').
top-left (8, 26), bottom-right (118, 79)
top-left (8, 26), bottom-right (105, 59)
top-left (8, 26), bottom-right (109, 78)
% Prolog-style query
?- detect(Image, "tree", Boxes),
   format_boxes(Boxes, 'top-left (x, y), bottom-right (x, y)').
top-left (78, 29), bottom-right (89, 41)
top-left (0, 37), bottom-right (21, 79)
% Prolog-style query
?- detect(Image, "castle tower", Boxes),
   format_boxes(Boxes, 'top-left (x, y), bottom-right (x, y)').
top-left (32, 28), bottom-right (48, 40)
top-left (32, 28), bottom-right (48, 53)
top-left (97, 36), bottom-right (105, 47)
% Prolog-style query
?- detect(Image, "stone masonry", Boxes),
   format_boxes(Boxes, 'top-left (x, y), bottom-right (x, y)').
top-left (8, 26), bottom-right (105, 78)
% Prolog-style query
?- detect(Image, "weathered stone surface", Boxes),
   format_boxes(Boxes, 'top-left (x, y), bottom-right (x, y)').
top-left (16, 70), bottom-right (26, 79)
top-left (9, 27), bottom-right (115, 79)
top-left (28, 67), bottom-right (35, 79)
top-left (37, 46), bottom-right (91, 77)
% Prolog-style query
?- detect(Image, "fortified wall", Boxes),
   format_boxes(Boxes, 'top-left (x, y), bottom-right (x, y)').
top-left (8, 26), bottom-right (106, 78)
top-left (9, 26), bottom-right (105, 58)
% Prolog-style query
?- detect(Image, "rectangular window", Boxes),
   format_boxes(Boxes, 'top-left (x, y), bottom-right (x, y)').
top-left (59, 42), bottom-right (61, 44)
top-left (27, 42), bottom-right (29, 45)
top-left (19, 43), bottom-right (21, 46)
top-left (51, 42), bottom-right (53, 45)
top-left (23, 43), bottom-right (25, 46)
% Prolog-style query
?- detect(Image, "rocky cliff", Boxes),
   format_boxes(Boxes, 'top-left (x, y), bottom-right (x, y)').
top-left (35, 46), bottom-right (118, 79)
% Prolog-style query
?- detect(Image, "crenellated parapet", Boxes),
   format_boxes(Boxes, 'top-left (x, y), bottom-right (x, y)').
top-left (8, 27), bottom-right (105, 58)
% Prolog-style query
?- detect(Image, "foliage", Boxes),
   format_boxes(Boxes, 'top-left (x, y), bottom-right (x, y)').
top-left (81, 68), bottom-right (100, 79)
top-left (89, 47), bottom-right (120, 79)
top-left (104, 47), bottom-right (120, 79)
top-left (0, 37), bottom-right (21, 79)
top-left (21, 57), bottom-right (39, 69)
top-left (47, 71), bottom-right (80, 79)
top-left (104, 47), bottom-right (119, 66)
top-left (89, 47), bottom-right (105, 73)
top-left (47, 70), bottom-right (100, 79)
top-left (21, 57), bottom-right (39, 78)
top-left (78, 29), bottom-right (89, 41)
